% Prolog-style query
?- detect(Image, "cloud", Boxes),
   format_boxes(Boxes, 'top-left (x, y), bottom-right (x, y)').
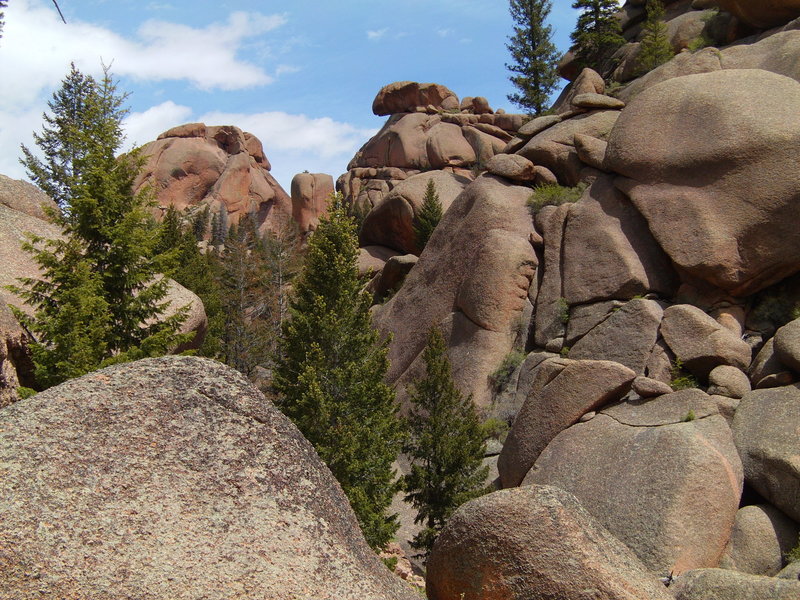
top-left (275, 64), bottom-right (301, 77)
top-left (437, 28), bottom-right (453, 38)
top-left (367, 28), bottom-right (387, 41)
top-left (123, 101), bottom-right (194, 149)
top-left (0, 0), bottom-right (286, 107)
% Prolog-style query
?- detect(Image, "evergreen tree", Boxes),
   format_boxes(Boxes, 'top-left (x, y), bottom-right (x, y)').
top-left (570, 0), bottom-right (626, 73)
top-left (273, 194), bottom-right (404, 550)
top-left (0, 0), bottom-right (7, 39)
top-left (413, 179), bottom-right (443, 253)
top-left (637, 0), bottom-right (674, 74)
top-left (505, 0), bottom-right (560, 115)
top-left (403, 327), bottom-right (489, 557)
top-left (9, 65), bottom-right (186, 387)
top-left (153, 206), bottom-right (224, 358)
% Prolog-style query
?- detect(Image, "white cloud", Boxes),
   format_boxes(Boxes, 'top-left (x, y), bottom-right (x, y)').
top-left (0, 0), bottom-right (286, 108)
top-left (437, 28), bottom-right (453, 37)
top-left (123, 101), bottom-right (194, 149)
top-left (275, 64), bottom-right (301, 77)
top-left (367, 28), bottom-right (387, 41)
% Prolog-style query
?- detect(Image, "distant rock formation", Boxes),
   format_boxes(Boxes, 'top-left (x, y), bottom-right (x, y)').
top-left (0, 356), bottom-right (418, 600)
top-left (291, 171), bottom-right (334, 237)
top-left (134, 123), bottom-right (293, 237)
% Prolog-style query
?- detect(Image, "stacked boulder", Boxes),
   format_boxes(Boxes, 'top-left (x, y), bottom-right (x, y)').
top-left (369, 67), bottom-right (800, 600)
top-left (133, 123), bottom-right (293, 238)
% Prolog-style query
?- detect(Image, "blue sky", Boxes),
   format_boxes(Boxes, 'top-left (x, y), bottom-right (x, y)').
top-left (0, 0), bottom-right (594, 191)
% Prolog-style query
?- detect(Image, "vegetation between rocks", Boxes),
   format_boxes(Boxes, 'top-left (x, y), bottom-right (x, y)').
top-left (490, 349), bottom-right (527, 392)
top-left (527, 182), bottom-right (587, 213)
top-left (670, 359), bottom-right (699, 391)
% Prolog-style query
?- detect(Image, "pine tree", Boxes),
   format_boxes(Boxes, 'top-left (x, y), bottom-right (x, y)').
top-left (571, 0), bottom-right (626, 73)
top-left (9, 65), bottom-right (186, 387)
top-left (413, 179), bottom-right (443, 253)
top-left (273, 194), bottom-right (404, 550)
top-left (403, 327), bottom-right (489, 557)
top-left (0, 0), bottom-right (7, 39)
top-left (637, 0), bottom-right (674, 74)
top-left (505, 0), bottom-right (560, 115)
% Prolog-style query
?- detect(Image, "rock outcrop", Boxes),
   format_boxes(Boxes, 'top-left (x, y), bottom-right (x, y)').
top-left (291, 171), bottom-right (334, 237)
top-left (0, 356), bottom-right (417, 600)
top-left (134, 123), bottom-right (293, 237)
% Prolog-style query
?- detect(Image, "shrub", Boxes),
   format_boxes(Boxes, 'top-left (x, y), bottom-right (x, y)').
top-left (670, 359), bottom-right (699, 391)
top-left (557, 297), bottom-right (570, 324)
top-left (527, 183), bottom-right (587, 213)
top-left (683, 409), bottom-right (696, 422)
top-left (491, 350), bottom-right (526, 392)
top-left (17, 387), bottom-right (37, 400)
top-left (687, 34), bottom-right (713, 52)
top-left (786, 538), bottom-right (800, 563)
top-left (560, 346), bottom-right (571, 358)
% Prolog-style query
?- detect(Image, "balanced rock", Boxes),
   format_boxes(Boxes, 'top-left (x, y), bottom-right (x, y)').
top-left (606, 70), bottom-right (800, 296)
top-left (425, 485), bottom-right (672, 600)
top-left (485, 154), bottom-right (536, 181)
top-left (733, 385), bottom-right (800, 522)
top-left (134, 124), bottom-right (292, 237)
top-left (572, 92), bottom-right (626, 110)
top-left (372, 81), bottom-right (459, 116)
top-left (526, 390), bottom-right (743, 575)
top-left (291, 172), bottom-right (333, 236)
top-left (0, 356), bottom-right (416, 600)
top-left (708, 365), bottom-right (752, 398)
top-left (550, 67), bottom-right (605, 115)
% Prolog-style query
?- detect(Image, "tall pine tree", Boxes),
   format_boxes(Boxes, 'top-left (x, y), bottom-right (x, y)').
top-left (9, 65), bottom-right (186, 387)
top-left (413, 179), bottom-right (443, 253)
top-left (403, 327), bottom-right (489, 557)
top-left (571, 0), bottom-right (626, 73)
top-left (637, 0), bottom-right (674, 74)
top-left (0, 1), bottom-right (7, 39)
top-left (505, 0), bottom-right (560, 115)
top-left (273, 194), bottom-right (404, 550)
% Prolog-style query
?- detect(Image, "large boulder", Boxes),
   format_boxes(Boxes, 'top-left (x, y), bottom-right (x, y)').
top-left (720, 505), bottom-right (800, 576)
top-left (498, 358), bottom-right (635, 488)
top-left (671, 568), bottom-right (800, 600)
top-left (606, 70), bottom-right (800, 296)
top-left (425, 485), bottom-right (673, 600)
top-left (660, 304), bottom-right (753, 379)
top-left (717, 0), bottom-right (800, 28)
top-left (733, 384), bottom-right (800, 522)
top-left (0, 356), bottom-right (417, 600)
top-left (526, 390), bottom-right (743, 575)
top-left (561, 175), bottom-right (679, 305)
top-left (291, 171), bottom-right (334, 236)
top-left (133, 124), bottom-right (292, 238)
top-left (373, 175), bottom-right (537, 410)
top-left (372, 81), bottom-right (459, 116)
top-left (0, 174), bottom-right (58, 221)
top-left (359, 171), bottom-right (470, 255)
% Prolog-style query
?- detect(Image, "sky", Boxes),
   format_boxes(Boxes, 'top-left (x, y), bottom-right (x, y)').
top-left (0, 0), bottom-right (596, 192)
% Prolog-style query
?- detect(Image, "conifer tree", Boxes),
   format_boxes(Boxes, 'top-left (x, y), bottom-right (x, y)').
top-left (505, 0), bottom-right (560, 115)
top-left (403, 327), bottom-right (489, 557)
top-left (570, 0), bottom-right (626, 73)
top-left (9, 65), bottom-right (186, 387)
top-left (413, 179), bottom-right (443, 253)
top-left (0, 1), bottom-right (7, 39)
top-left (637, 0), bottom-right (674, 74)
top-left (273, 194), bottom-right (404, 550)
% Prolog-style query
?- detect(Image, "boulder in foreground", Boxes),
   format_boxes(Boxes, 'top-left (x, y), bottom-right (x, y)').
top-left (0, 356), bottom-right (416, 600)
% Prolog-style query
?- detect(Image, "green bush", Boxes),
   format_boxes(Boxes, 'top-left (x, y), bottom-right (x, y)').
top-left (527, 183), bottom-right (587, 213)
top-left (786, 538), bottom-right (800, 563)
top-left (560, 346), bottom-right (571, 358)
top-left (687, 34), bottom-right (713, 52)
top-left (382, 556), bottom-right (398, 571)
top-left (670, 359), bottom-right (699, 391)
top-left (557, 297), bottom-right (570, 325)
top-left (490, 350), bottom-right (526, 392)
top-left (481, 417), bottom-right (510, 440)
top-left (17, 387), bottom-right (37, 400)
top-left (683, 409), bottom-right (696, 422)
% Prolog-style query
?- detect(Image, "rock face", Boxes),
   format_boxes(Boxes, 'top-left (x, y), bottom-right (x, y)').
top-left (373, 175), bottom-right (536, 411)
top-left (425, 485), bottom-right (673, 600)
top-left (133, 123), bottom-right (293, 238)
top-left (0, 356), bottom-right (416, 600)
top-left (290, 172), bottom-right (334, 237)
top-left (717, 0), bottom-right (800, 28)
top-left (0, 300), bottom-right (33, 407)
top-left (671, 568), bottom-right (800, 600)
top-left (526, 391), bottom-right (743, 575)
top-left (720, 505), bottom-right (800, 576)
